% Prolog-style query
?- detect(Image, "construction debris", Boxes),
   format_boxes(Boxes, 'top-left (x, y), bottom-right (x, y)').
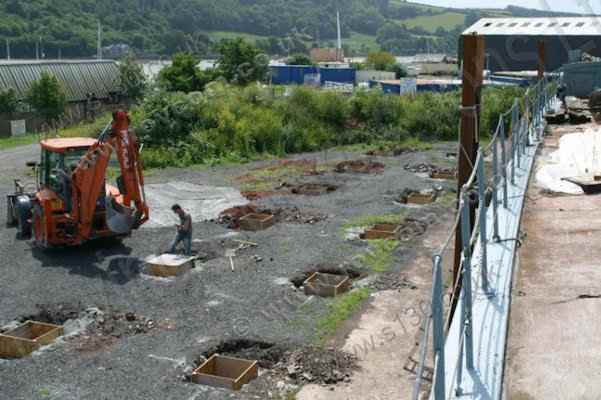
top-left (285, 346), bottom-right (357, 384)
top-left (335, 160), bottom-right (385, 174)
top-left (192, 340), bottom-right (357, 386)
top-left (365, 146), bottom-right (418, 157)
top-left (218, 205), bottom-right (327, 229)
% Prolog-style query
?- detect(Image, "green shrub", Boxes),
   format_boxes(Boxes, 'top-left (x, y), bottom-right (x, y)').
top-left (132, 83), bottom-right (527, 169)
top-left (0, 88), bottom-right (19, 114)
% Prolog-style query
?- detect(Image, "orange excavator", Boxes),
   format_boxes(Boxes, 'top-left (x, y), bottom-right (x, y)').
top-left (6, 111), bottom-right (149, 248)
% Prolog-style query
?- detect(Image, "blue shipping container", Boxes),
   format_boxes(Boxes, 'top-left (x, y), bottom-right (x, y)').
top-left (320, 68), bottom-right (356, 84)
top-left (270, 65), bottom-right (319, 85)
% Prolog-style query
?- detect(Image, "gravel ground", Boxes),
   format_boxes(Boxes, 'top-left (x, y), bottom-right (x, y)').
top-left (0, 143), bottom-right (456, 400)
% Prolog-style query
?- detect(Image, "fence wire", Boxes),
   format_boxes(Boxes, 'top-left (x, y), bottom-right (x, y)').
top-left (412, 77), bottom-right (558, 400)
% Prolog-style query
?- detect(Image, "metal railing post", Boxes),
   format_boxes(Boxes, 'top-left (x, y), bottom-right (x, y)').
top-left (511, 100), bottom-right (518, 184)
top-left (432, 255), bottom-right (446, 400)
top-left (500, 118), bottom-right (509, 209)
top-left (477, 155), bottom-right (490, 294)
top-left (516, 117), bottom-right (522, 169)
top-left (492, 137), bottom-right (500, 241)
top-left (460, 195), bottom-right (474, 372)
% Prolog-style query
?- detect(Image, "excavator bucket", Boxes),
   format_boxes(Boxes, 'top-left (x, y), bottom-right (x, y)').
top-left (106, 196), bottom-right (136, 235)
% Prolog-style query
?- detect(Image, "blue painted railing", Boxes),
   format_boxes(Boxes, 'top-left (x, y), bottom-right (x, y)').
top-left (412, 77), bottom-right (557, 400)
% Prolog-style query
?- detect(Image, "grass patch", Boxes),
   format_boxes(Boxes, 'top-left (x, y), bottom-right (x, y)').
top-left (236, 161), bottom-right (329, 192)
top-left (0, 133), bottom-right (39, 150)
top-left (57, 114), bottom-right (112, 139)
top-left (438, 191), bottom-right (457, 207)
top-left (316, 288), bottom-right (371, 342)
top-left (358, 240), bottom-right (400, 273)
top-left (0, 114), bottom-right (111, 151)
top-left (399, 12), bottom-right (466, 32)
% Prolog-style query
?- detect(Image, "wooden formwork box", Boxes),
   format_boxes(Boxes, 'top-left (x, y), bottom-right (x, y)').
top-left (145, 254), bottom-right (195, 277)
top-left (430, 170), bottom-right (456, 180)
top-left (0, 321), bottom-right (64, 358)
top-left (192, 354), bottom-right (259, 391)
top-left (407, 192), bottom-right (436, 205)
top-left (239, 213), bottom-right (274, 231)
top-left (363, 223), bottom-right (401, 240)
top-left (303, 272), bottom-right (352, 297)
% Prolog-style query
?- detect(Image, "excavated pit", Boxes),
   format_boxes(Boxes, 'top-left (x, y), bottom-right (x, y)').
top-left (289, 183), bottom-right (338, 196)
top-left (335, 160), bottom-right (385, 174)
top-left (397, 218), bottom-right (429, 242)
top-left (290, 264), bottom-right (363, 289)
top-left (429, 168), bottom-right (457, 180)
top-left (16, 303), bottom-right (84, 327)
top-left (404, 163), bottom-right (456, 179)
top-left (199, 339), bottom-right (286, 370)
top-left (398, 189), bottom-right (439, 205)
top-left (218, 205), bottom-right (327, 229)
top-left (193, 340), bottom-right (358, 386)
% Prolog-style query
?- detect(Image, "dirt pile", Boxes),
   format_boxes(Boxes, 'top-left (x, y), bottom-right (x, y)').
top-left (265, 206), bottom-right (327, 225)
top-left (335, 160), bottom-right (385, 174)
top-left (285, 346), bottom-right (357, 384)
top-left (18, 303), bottom-right (83, 325)
top-left (89, 307), bottom-right (156, 338)
top-left (366, 146), bottom-right (417, 157)
top-left (192, 340), bottom-right (357, 386)
top-left (218, 205), bottom-right (259, 229)
top-left (398, 218), bottom-right (429, 242)
top-left (218, 205), bottom-right (327, 229)
top-left (404, 163), bottom-right (439, 174)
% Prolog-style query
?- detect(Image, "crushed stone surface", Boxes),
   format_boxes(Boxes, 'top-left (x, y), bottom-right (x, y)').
top-left (0, 144), bottom-right (456, 399)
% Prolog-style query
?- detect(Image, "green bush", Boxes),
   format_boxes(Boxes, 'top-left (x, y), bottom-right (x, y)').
top-left (0, 88), bottom-right (19, 114)
top-left (132, 83), bottom-right (526, 169)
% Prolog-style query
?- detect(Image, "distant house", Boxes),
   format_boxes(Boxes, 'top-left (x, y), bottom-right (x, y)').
top-left (0, 60), bottom-right (121, 136)
top-left (310, 48), bottom-right (344, 63)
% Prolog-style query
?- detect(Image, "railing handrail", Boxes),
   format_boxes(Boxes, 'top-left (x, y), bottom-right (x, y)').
top-left (413, 76), bottom-right (557, 399)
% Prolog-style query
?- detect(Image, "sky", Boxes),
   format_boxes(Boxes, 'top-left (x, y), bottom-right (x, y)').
top-left (417, 0), bottom-right (601, 14)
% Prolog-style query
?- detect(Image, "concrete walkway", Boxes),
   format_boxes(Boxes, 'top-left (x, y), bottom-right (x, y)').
top-left (505, 125), bottom-right (601, 399)
top-left (296, 216), bottom-right (455, 400)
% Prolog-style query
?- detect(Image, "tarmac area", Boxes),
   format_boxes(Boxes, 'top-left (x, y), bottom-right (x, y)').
top-left (0, 143), bottom-right (457, 400)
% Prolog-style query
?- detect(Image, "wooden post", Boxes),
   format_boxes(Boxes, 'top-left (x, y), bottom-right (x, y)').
top-left (451, 34), bottom-right (485, 320)
top-left (538, 40), bottom-right (545, 80)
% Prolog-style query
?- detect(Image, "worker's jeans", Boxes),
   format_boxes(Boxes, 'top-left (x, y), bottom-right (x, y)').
top-left (169, 231), bottom-right (192, 256)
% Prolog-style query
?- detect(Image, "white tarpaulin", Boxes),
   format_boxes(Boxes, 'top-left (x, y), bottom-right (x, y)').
top-left (143, 181), bottom-right (248, 228)
top-left (536, 126), bottom-right (601, 194)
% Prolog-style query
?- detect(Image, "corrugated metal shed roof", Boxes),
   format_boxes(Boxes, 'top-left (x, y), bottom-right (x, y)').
top-left (464, 17), bottom-right (601, 36)
top-left (0, 60), bottom-right (120, 103)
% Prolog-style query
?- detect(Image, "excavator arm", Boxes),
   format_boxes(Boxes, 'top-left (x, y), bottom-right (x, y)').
top-left (70, 111), bottom-right (149, 242)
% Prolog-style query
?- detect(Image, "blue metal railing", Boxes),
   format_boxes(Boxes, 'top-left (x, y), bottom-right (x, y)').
top-left (413, 77), bottom-right (557, 400)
